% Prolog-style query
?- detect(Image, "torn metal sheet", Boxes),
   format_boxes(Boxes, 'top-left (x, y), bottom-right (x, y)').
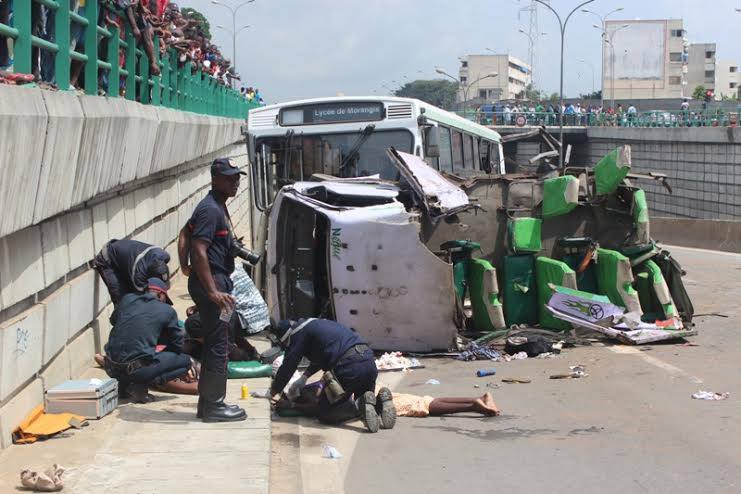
top-left (387, 148), bottom-right (470, 216)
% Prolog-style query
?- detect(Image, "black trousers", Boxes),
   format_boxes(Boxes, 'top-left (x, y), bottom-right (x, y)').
top-left (318, 348), bottom-right (378, 423)
top-left (188, 272), bottom-right (233, 376)
top-left (109, 352), bottom-right (191, 388)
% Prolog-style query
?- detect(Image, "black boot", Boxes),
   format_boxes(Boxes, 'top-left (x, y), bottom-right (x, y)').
top-left (376, 387), bottom-right (396, 430)
top-left (197, 369), bottom-right (246, 422)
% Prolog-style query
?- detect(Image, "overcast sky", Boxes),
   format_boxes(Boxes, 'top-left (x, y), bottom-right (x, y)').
top-left (184, 0), bottom-right (741, 104)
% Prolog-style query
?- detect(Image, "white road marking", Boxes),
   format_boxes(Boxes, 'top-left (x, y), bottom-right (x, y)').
top-left (609, 346), bottom-right (703, 384)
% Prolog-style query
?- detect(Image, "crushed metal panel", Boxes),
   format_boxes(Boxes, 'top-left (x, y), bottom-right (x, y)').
top-left (324, 205), bottom-right (459, 352)
top-left (387, 148), bottom-right (470, 215)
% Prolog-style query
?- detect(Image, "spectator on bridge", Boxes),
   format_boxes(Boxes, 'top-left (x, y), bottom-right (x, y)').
top-left (627, 104), bottom-right (637, 127)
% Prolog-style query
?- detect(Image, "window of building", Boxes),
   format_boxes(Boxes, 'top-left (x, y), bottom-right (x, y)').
top-left (670, 29), bottom-right (684, 37)
top-left (731, 82), bottom-right (738, 89)
top-left (451, 131), bottom-right (463, 170)
top-left (705, 51), bottom-right (715, 59)
top-left (461, 61), bottom-right (468, 68)
top-left (460, 76), bottom-right (467, 83)
top-left (705, 70), bottom-right (715, 80)
top-left (730, 66), bottom-right (737, 73)
top-left (479, 89), bottom-right (488, 99)
top-left (668, 76), bottom-right (682, 85)
top-left (438, 126), bottom-right (453, 172)
top-left (669, 52), bottom-right (683, 62)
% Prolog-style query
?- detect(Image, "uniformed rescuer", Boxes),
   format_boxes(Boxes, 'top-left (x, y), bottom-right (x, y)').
top-left (104, 278), bottom-right (193, 403)
top-left (269, 318), bottom-right (395, 433)
top-left (178, 158), bottom-right (247, 422)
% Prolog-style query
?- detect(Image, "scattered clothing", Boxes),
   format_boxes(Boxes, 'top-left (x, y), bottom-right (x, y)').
top-left (692, 391), bottom-right (730, 401)
top-left (456, 342), bottom-right (503, 361)
top-left (20, 464), bottom-right (65, 492)
top-left (12, 405), bottom-right (87, 445)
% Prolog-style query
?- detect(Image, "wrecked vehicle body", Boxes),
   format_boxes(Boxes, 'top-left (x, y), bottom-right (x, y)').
top-left (248, 98), bottom-right (695, 351)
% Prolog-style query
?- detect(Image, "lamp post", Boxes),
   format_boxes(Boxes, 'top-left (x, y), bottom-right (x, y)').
top-left (534, 0), bottom-right (594, 168)
top-left (578, 58), bottom-right (595, 100)
top-left (211, 0), bottom-right (255, 75)
top-left (581, 7), bottom-right (623, 108)
top-left (596, 23), bottom-right (630, 109)
top-left (517, 28), bottom-right (546, 86)
top-left (436, 67), bottom-right (497, 120)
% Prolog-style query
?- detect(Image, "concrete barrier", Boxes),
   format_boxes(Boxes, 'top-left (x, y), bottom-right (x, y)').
top-left (0, 379), bottom-right (43, 449)
top-left (0, 304), bottom-right (44, 402)
top-left (41, 218), bottom-right (70, 287)
top-left (652, 217), bottom-right (741, 253)
top-left (0, 226), bottom-right (45, 310)
top-left (41, 284), bottom-right (71, 365)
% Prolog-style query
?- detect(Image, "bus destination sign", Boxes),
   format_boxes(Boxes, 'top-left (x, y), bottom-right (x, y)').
top-left (280, 102), bottom-right (384, 126)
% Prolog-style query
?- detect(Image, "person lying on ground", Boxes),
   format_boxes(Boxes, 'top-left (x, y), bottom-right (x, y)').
top-left (276, 381), bottom-right (500, 419)
top-left (182, 304), bottom-right (259, 361)
top-left (268, 318), bottom-right (392, 433)
top-left (103, 278), bottom-right (194, 403)
top-left (94, 351), bottom-right (198, 395)
top-left (93, 239), bottom-right (171, 307)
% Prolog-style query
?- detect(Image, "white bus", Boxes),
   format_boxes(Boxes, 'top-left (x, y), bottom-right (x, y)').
top-left (246, 96), bottom-right (505, 216)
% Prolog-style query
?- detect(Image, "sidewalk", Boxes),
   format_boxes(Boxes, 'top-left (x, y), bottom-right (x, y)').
top-left (0, 272), bottom-right (271, 494)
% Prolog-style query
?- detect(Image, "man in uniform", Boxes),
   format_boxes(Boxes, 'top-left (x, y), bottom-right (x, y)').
top-left (269, 318), bottom-right (395, 433)
top-left (179, 158), bottom-right (246, 422)
top-left (93, 238), bottom-right (171, 305)
top-left (104, 278), bottom-right (193, 402)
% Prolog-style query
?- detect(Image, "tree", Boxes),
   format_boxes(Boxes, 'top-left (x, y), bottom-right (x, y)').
top-left (579, 89), bottom-right (602, 100)
top-left (692, 85), bottom-right (706, 101)
top-left (394, 80), bottom-right (459, 109)
top-left (548, 92), bottom-right (559, 103)
top-left (524, 83), bottom-right (541, 102)
top-left (181, 7), bottom-right (211, 39)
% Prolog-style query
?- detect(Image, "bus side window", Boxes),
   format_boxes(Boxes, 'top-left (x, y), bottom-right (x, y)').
top-left (451, 130), bottom-right (464, 170)
top-left (462, 133), bottom-right (474, 169)
top-left (473, 137), bottom-right (481, 171)
top-left (438, 126), bottom-right (453, 172)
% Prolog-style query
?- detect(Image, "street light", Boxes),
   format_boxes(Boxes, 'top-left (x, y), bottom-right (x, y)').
top-left (517, 28), bottom-right (546, 86)
top-left (578, 58), bottom-right (595, 99)
top-left (582, 6), bottom-right (624, 107)
top-left (436, 68), bottom-right (497, 120)
top-left (211, 0), bottom-right (255, 75)
top-left (598, 23), bottom-right (630, 109)
top-left (535, 0), bottom-right (594, 168)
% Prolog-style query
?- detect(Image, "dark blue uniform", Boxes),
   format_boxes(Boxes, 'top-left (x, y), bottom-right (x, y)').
top-left (93, 239), bottom-right (170, 305)
top-left (187, 190), bottom-right (235, 376)
top-left (271, 319), bottom-right (377, 421)
top-left (104, 293), bottom-right (190, 388)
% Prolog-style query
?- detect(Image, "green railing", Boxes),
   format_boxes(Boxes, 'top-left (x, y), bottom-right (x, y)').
top-left (455, 109), bottom-right (740, 128)
top-left (0, 0), bottom-right (256, 118)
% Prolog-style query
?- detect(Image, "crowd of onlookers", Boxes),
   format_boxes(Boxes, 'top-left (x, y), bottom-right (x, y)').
top-left (0, 0), bottom-right (260, 103)
top-left (482, 101), bottom-right (640, 127)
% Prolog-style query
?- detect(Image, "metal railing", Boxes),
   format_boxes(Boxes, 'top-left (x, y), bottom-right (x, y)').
top-left (0, 0), bottom-right (256, 118)
top-left (454, 109), bottom-right (740, 128)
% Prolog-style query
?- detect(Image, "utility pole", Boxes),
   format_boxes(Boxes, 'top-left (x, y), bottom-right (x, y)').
top-left (211, 0), bottom-right (255, 76)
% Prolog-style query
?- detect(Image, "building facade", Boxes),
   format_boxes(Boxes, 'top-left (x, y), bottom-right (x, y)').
top-left (686, 43), bottom-right (717, 96)
top-left (458, 54), bottom-right (531, 102)
top-left (714, 60), bottom-right (739, 99)
top-left (602, 19), bottom-right (686, 101)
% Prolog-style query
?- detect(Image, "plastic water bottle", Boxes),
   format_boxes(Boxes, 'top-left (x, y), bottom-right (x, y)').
top-left (476, 368), bottom-right (497, 377)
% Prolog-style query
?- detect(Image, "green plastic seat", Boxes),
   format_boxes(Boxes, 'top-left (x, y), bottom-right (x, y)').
top-left (594, 146), bottom-right (631, 195)
top-left (595, 248), bottom-right (642, 315)
top-left (632, 188), bottom-right (650, 245)
top-left (508, 217), bottom-right (542, 253)
top-left (542, 176), bottom-right (579, 218)
top-left (467, 258), bottom-right (506, 331)
top-left (503, 254), bottom-right (538, 326)
top-left (634, 260), bottom-right (679, 323)
top-left (536, 257), bottom-right (578, 330)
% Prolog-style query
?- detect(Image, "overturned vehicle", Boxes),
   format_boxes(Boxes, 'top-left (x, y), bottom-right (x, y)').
top-left (247, 97), bottom-right (694, 352)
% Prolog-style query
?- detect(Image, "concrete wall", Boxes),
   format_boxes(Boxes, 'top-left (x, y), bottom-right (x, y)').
top-left (0, 85), bottom-right (252, 449)
top-left (574, 126), bottom-right (741, 220)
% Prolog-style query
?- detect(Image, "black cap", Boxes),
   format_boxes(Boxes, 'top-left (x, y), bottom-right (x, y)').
top-left (211, 158), bottom-right (246, 177)
top-left (147, 278), bottom-right (173, 305)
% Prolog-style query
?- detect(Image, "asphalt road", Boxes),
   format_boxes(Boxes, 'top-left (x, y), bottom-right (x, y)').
top-left (270, 246), bottom-right (741, 494)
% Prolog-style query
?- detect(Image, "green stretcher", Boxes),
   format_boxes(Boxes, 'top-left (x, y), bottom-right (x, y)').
top-left (536, 257), bottom-right (578, 330)
top-left (227, 361), bottom-right (273, 379)
top-left (467, 258), bottom-right (506, 331)
top-left (595, 248), bottom-right (642, 315)
top-left (594, 146), bottom-right (631, 195)
top-left (503, 254), bottom-right (538, 326)
top-left (542, 175), bottom-right (579, 219)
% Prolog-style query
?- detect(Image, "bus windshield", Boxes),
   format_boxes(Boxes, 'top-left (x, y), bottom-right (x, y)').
top-left (256, 129), bottom-right (414, 184)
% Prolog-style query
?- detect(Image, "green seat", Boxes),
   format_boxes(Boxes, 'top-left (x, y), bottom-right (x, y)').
top-left (635, 259), bottom-right (679, 324)
top-left (467, 259), bottom-right (506, 331)
top-left (503, 254), bottom-right (538, 326)
top-left (542, 176), bottom-right (579, 218)
top-left (595, 248), bottom-right (642, 315)
top-left (536, 257), bottom-right (577, 330)
top-left (594, 146), bottom-right (631, 195)
top-left (508, 217), bottom-right (542, 253)
top-left (562, 253), bottom-right (599, 294)
top-left (632, 188), bottom-right (650, 245)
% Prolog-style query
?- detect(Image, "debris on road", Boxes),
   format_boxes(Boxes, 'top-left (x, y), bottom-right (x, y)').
top-left (502, 377), bottom-right (531, 384)
top-left (691, 391), bottom-right (730, 401)
top-left (550, 365), bottom-right (588, 379)
top-left (12, 405), bottom-right (87, 445)
top-left (19, 464), bottom-right (65, 492)
top-left (505, 334), bottom-right (553, 357)
top-left (476, 368), bottom-right (497, 377)
top-left (456, 342), bottom-right (503, 361)
top-left (505, 352), bottom-right (529, 361)
top-left (425, 379), bottom-right (441, 385)
top-left (375, 352), bottom-right (424, 371)
top-left (322, 444), bottom-right (343, 459)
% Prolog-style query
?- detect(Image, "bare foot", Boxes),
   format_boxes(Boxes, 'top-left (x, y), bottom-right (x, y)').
top-left (94, 353), bottom-right (105, 367)
top-left (481, 393), bottom-right (501, 416)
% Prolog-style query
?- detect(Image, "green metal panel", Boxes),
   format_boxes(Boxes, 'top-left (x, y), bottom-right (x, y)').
top-left (150, 37), bottom-right (160, 105)
top-left (55, 0), bottom-right (71, 90)
top-left (138, 48), bottom-right (150, 104)
top-left (124, 26), bottom-right (136, 100)
top-left (14, 0), bottom-right (32, 74)
top-left (84, 0), bottom-right (98, 95)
